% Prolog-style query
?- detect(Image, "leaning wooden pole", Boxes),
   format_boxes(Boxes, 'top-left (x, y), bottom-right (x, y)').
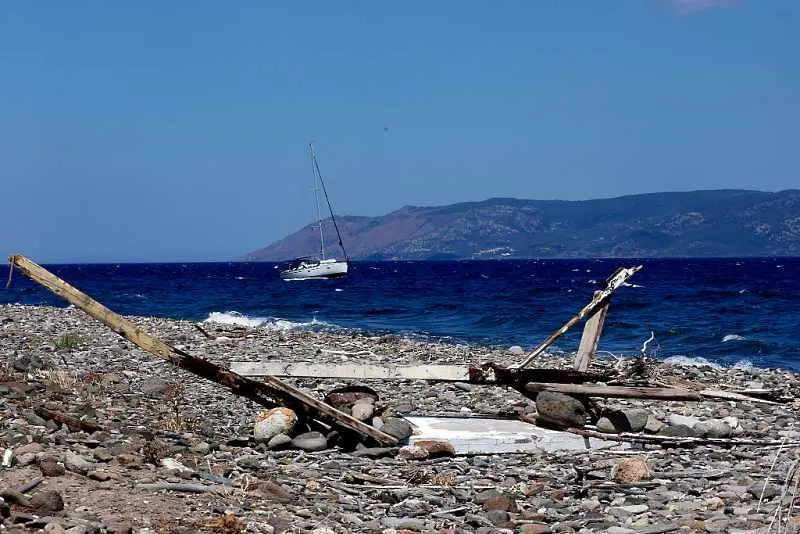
top-left (7, 254), bottom-right (397, 446)
top-left (514, 265), bottom-right (642, 370)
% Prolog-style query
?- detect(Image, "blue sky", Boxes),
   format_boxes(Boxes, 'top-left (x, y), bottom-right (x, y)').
top-left (1, 0), bottom-right (798, 263)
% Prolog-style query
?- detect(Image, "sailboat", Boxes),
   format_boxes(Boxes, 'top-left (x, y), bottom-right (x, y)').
top-left (279, 143), bottom-right (349, 280)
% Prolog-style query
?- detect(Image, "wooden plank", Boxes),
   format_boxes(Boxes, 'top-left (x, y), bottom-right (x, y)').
top-left (573, 298), bottom-right (610, 372)
top-left (230, 362), bottom-right (473, 381)
top-left (515, 265), bottom-right (642, 369)
top-left (524, 382), bottom-right (704, 401)
top-left (566, 426), bottom-right (795, 448)
top-left (7, 255), bottom-right (397, 446)
top-left (699, 389), bottom-right (779, 405)
top-left (233, 361), bottom-right (616, 386)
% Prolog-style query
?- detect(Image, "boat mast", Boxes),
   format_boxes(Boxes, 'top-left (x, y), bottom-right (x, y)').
top-left (309, 143), bottom-right (326, 260)
top-left (310, 143), bottom-right (350, 262)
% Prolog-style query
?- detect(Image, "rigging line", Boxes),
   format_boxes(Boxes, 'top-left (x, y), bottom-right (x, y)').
top-left (311, 148), bottom-right (350, 262)
top-left (309, 144), bottom-right (326, 260)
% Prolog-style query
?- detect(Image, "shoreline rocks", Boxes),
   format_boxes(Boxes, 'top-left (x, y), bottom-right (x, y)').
top-left (2, 304), bottom-right (800, 533)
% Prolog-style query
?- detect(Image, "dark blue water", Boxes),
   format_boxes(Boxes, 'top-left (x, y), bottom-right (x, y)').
top-left (2, 258), bottom-right (798, 370)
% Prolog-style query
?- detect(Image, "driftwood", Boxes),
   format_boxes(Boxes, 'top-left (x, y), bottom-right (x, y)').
top-left (566, 426), bottom-right (799, 448)
top-left (193, 323), bottom-right (215, 339)
top-left (135, 483), bottom-right (219, 493)
top-left (232, 362), bottom-right (473, 381)
top-left (515, 265), bottom-right (642, 369)
top-left (16, 477), bottom-right (45, 494)
top-left (574, 299), bottom-right (610, 372)
top-left (34, 406), bottom-right (104, 432)
top-left (470, 363), bottom-right (613, 386)
top-left (524, 382), bottom-right (704, 401)
top-left (8, 255), bottom-right (397, 446)
top-left (522, 382), bottom-right (780, 405)
top-left (232, 360), bottom-right (614, 385)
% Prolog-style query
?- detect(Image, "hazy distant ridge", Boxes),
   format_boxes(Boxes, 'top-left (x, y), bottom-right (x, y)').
top-left (242, 189), bottom-right (800, 260)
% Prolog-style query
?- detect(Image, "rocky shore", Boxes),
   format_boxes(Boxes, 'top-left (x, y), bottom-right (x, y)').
top-left (2, 304), bottom-right (800, 534)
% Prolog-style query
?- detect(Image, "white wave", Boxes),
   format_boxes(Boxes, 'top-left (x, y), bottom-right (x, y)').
top-left (660, 355), bottom-right (762, 371)
top-left (203, 311), bottom-right (339, 332)
top-left (204, 311), bottom-right (269, 328)
top-left (722, 334), bottom-right (747, 342)
top-left (588, 279), bottom-right (597, 285)
top-left (738, 289), bottom-right (748, 294)
top-left (334, 288), bottom-right (343, 292)
top-left (622, 282), bottom-right (644, 288)
top-left (663, 355), bottom-right (722, 369)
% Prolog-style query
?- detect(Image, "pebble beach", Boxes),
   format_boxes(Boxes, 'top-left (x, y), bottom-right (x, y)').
top-left (2, 303), bottom-right (800, 534)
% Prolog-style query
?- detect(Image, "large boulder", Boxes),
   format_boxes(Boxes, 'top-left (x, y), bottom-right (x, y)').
top-left (534, 391), bottom-right (587, 427)
top-left (291, 431), bottom-right (328, 452)
top-left (381, 417), bottom-right (413, 440)
top-left (607, 408), bottom-right (651, 432)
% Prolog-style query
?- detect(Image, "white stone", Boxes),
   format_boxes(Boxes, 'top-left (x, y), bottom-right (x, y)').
top-left (351, 402), bottom-right (374, 422)
top-left (160, 458), bottom-right (192, 474)
top-left (667, 414), bottom-right (700, 428)
top-left (254, 408), bottom-right (297, 442)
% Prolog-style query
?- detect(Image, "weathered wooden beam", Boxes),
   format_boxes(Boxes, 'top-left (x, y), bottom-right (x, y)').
top-left (470, 363), bottom-right (615, 385)
top-left (698, 389), bottom-right (779, 405)
top-left (524, 382), bottom-right (704, 401)
top-left (7, 254), bottom-right (397, 446)
top-left (524, 383), bottom-right (776, 404)
top-left (231, 362), bottom-right (473, 381)
top-left (573, 298), bottom-right (610, 372)
top-left (566, 426), bottom-right (795, 448)
top-left (232, 361), bottom-right (616, 387)
top-left (515, 265), bottom-right (642, 369)
top-left (34, 405), bottom-right (103, 433)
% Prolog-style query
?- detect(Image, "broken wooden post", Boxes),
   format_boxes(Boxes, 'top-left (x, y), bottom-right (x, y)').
top-left (573, 297), bottom-right (610, 372)
top-left (515, 265), bottom-right (642, 370)
top-left (7, 254), bottom-right (397, 446)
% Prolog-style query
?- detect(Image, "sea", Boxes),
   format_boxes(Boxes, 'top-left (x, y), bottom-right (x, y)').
top-left (1, 258), bottom-right (798, 371)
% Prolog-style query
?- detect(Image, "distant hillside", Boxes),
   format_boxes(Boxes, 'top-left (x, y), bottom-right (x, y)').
top-left (241, 189), bottom-right (800, 261)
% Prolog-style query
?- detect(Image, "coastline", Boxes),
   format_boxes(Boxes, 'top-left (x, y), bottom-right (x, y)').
top-left (2, 303), bottom-right (800, 533)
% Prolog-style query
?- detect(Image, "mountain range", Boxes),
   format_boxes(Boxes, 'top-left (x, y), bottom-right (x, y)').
top-left (241, 189), bottom-right (800, 261)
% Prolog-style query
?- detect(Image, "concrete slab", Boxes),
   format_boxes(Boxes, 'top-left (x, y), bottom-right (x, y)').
top-left (405, 415), bottom-right (615, 455)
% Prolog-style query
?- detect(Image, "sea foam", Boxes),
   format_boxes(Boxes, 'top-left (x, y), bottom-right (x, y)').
top-left (203, 311), bottom-right (337, 332)
top-left (662, 355), bottom-right (758, 370)
top-left (204, 311), bottom-right (269, 328)
top-left (663, 355), bottom-right (722, 369)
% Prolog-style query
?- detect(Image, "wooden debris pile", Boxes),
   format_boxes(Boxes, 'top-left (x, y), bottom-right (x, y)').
top-left (7, 254), bottom-right (796, 456)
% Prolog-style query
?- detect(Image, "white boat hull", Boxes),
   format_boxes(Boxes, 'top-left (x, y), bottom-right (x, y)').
top-left (280, 259), bottom-right (348, 280)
